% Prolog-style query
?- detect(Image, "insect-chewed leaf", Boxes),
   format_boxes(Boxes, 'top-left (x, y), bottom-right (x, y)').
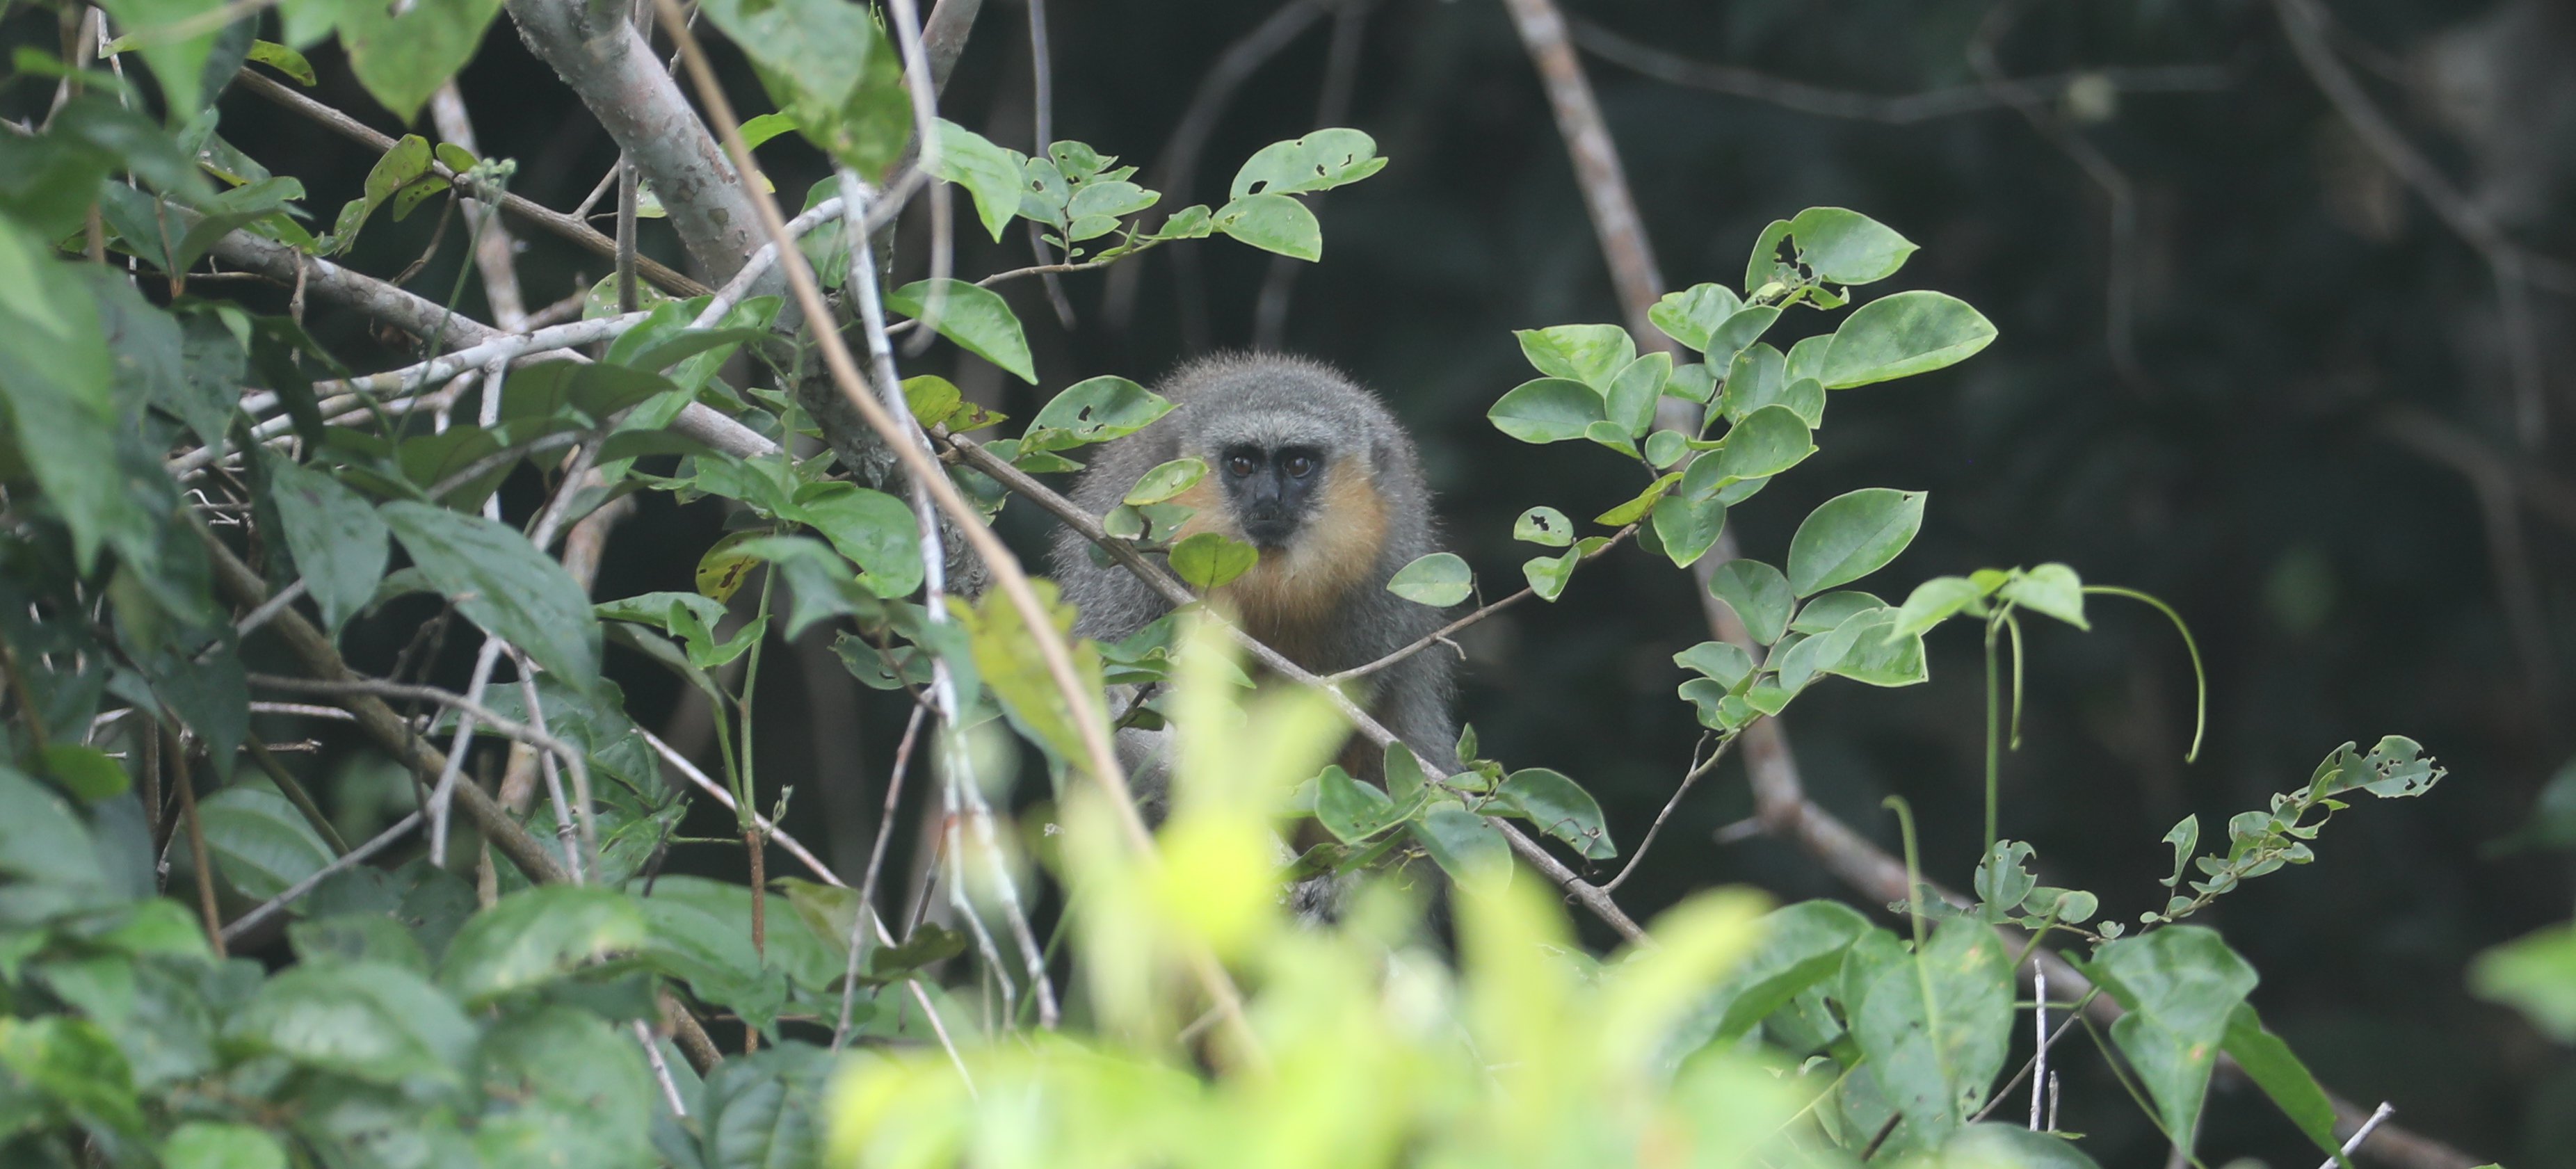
top-left (1514, 506), bottom-right (1575, 547)
top-left (1022, 376), bottom-right (1174, 452)
top-left (1229, 128), bottom-right (1387, 198)
top-left (1496, 768), bottom-right (1615, 860)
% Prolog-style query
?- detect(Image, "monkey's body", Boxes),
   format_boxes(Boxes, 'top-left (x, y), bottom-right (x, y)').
top-left (1049, 355), bottom-right (1459, 783)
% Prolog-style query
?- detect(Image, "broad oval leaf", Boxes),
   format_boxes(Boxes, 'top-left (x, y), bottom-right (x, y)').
top-left (1788, 589), bottom-right (1887, 635)
top-left (1650, 284), bottom-right (1743, 352)
top-left (261, 455), bottom-right (389, 638)
top-left (227, 960), bottom-right (476, 1086)
top-left (339, 0), bottom-right (507, 124)
top-left (1515, 324), bottom-right (1634, 390)
top-left (1852, 917), bottom-right (2014, 1139)
top-left (2091, 926), bottom-right (2258, 1147)
top-left (1122, 458), bottom-right (1208, 506)
top-left (1387, 552), bottom-right (1472, 606)
top-left (1409, 803), bottom-right (1511, 889)
top-left (1496, 768), bottom-right (1614, 860)
top-left (437, 886), bottom-right (649, 1006)
top-left (885, 278), bottom-right (1036, 385)
top-left (1706, 405), bottom-right (1816, 485)
top-left (931, 119), bottom-right (1028, 241)
top-left (193, 788), bottom-right (332, 902)
top-left (1213, 193), bottom-right (1321, 261)
top-left (1787, 207), bottom-right (1918, 285)
top-left (1999, 562), bottom-right (2087, 629)
top-left (382, 501), bottom-right (603, 693)
top-left (1673, 640), bottom-right (1753, 688)
top-left (1024, 376), bottom-right (1173, 452)
top-left (1707, 560), bottom-right (1794, 645)
top-left (1229, 127), bottom-right (1386, 197)
top-left (1314, 766), bottom-right (1399, 843)
top-left (1170, 532), bottom-right (1258, 590)
top-left (1785, 487), bottom-right (1926, 596)
top-left (1650, 494), bottom-right (1726, 570)
top-left (1818, 289), bottom-right (1997, 388)
top-left (1892, 574), bottom-right (1987, 638)
top-left (1488, 378), bottom-right (1606, 444)
top-left (1604, 351), bottom-right (1669, 437)
top-left (791, 482), bottom-right (927, 599)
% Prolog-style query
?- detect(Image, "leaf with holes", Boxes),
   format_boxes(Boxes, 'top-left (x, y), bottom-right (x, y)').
top-left (1230, 128), bottom-right (1386, 198)
top-left (1787, 206), bottom-right (1917, 285)
top-left (1022, 376), bottom-right (1173, 452)
top-left (1514, 506), bottom-right (1574, 548)
top-left (1213, 193), bottom-right (1321, 261)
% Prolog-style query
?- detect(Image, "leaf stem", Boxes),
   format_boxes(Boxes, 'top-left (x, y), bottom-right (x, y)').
top-left (2082, 585), bottom-right (2206, 762)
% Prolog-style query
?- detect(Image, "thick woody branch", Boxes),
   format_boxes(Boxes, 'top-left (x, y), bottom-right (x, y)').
top-left (501, 0), bottom-right (767, 284)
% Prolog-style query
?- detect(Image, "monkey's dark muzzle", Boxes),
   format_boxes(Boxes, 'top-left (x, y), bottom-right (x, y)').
top-left (1239, 513), bottom-right (1300, 549)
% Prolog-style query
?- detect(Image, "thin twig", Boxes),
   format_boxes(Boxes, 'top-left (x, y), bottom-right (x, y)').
top-left (1326, 527), bottom-right (1634, 682)
top-left (652, 0), bottom-right (1240, 1055)
top-left (170, 727), bottom-right (225, 958)
top-left (233, 69), bottom-right (710, 297)
top-left (221, 813), bottom-right (425, 941)
top-left (1600, 730), bottom-right (1732, 893)
top-left (2327, 1102), bottom-right (2396, 1168)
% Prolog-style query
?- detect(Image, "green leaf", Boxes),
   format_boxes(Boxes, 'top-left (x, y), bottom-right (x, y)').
top-left (1892, 575), bottom-right (1986, 638)
top-left (2221, 1003), bottom-right (2344, 1160)
top-left (473, 1005), bottom-right (657, 1167)
top-left (1515, 325), bottom-right (1634, 390)
top-left (1650, 494), bottom-right (1726, 569)
top-left (227, 960), bottom-right (475, 1085)
top-left (0, 766), bottom-right (106, 888)
top-left (885, 279), bottom-right (1036, 385)
top-left (1522, 549), bottom-right (1579, 602)
top-left (1674, 640), bottom-right (1753, 689)
top-left (1410, 803), bottom-right (1511, 890)
top-left (2091, 926), bottom-right (2259, 1147)
top-left (1643, 429), bottom-right (1689, 468)
top-left (1935, 1125), bottom-right (2104, 1169)
top-left (245, 40), bottom-right (315, 86)
top-left (439, 887), bottom-right (650, 1006)
top-left (1785, 488), bottom-right (1926, 596)
top-left (1818, 290), bottom-right (1997, 388)
top-left (1683, 901), bottom-right (1871, 1051)
top-left (1811, 607), bottom-right (1928, 688)
top-left (1387, 552), bottom-right (1472, 606)
top-left (1595, 472), bottom-right (1682, 526)
top-left (1122, 458), bottom-right (1208, 506)
top-left (40, 745), bottom-right (129, 800)
top-left (0, 220), bottom-right (127, 572)
top-left (1999, 563), bottom-right (2087, 629)
top-left (164, 1120), bottom-right (291, 1169)
top-left (1787, 207), bottom-right (1918, 285)
top-left (1230, 127), bottom-right (1387, 197)
top-left (1023, 376), bottom-right (1174, 451)
top-left (0, 1015), bottom-right (144, 1136)
top-left (95, 0), bottom-right (225, 118)
top-left (382, 501), bottom-right (604, 693)
top-left (1717, 343), bottom-right (1785, 425)
top-left (1707, 560), bottom-right (1794, 645)
top-left (1604, 352), bottom-right (1669, 438)
top-left (1212, 193), bottom-right (1321, 261)
top-left (931, 119), bottom-right (1026, 241)
top-left (1514, 506), bottom-right (1575, 547)
top-left (789, 483), bottom-right (927, 599)
top-left (193, 787), bottom-right (332, 901)
top-left (698, 1044), bottom-right (837, 1169)
top-left (1495, 768), bottom-right (1613, 860)
top-left (339, 0), bottom-right (502, 123)
top-left (1170, 532), bottom-right (1259, 590)
top-left (953, 581), bottom-right (1105, 768)
top-left (1707, 306), bottom-right (1779, 362)
top-left (2472, 921), bottom-right (2576, 1041)
top-left (1699, 405), bottom-right (1815, 487)
top-left (699, 0), bottom-right (909, 174)
top-left (1790, 589), bottom-right (1888, 635)
top-left (261, 453), bottom-right (389, 636)
top-left (1650, 284), bottom-right (1744, 352)
top-left (1488, 377), bottom-right (1606, 444)
top-left (1315, 766), bottom-right (1400, 843)
top-left (1744, 218), bottom-right (1793, 293)
top-left (1972, 841), bottom-right (2037, 920)
top-left (1852, 917), bottom-right (2013, 1141)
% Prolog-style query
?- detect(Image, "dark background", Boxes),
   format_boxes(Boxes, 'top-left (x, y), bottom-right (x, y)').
top-left (185, 0), bottom-right (2576, 1162)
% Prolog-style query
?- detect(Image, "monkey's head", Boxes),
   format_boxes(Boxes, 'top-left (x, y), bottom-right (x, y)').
top-left (1159, 355), bottom-right (1409, 554)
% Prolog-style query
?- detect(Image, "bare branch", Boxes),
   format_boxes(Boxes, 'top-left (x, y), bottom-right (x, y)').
top-left (2273, 0), bottom-right (2549, 448)
top-left (1498, 0), bottom-right (1665, 345)
top-left (1326, 527), bottom-right (1633, 684)
top-left (222, 812), bottom-right (424, 941)
top-left (234, 69), bottom-right (710, 297)
top-left (1572, 18), bottom-right (2230, 124)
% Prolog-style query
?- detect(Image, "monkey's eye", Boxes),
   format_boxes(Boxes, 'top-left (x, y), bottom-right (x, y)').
top-left (1226, 453), bottom-right (1259, 478)
top-left (1282, 454), bottom-right (1316, 478)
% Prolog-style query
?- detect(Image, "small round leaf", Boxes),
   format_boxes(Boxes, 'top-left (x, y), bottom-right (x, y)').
top-left (1386, 552), bottom-right (1472, 606)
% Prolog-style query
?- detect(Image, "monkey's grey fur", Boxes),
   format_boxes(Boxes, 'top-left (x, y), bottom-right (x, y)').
top-left (1049, 353), bottom-right (1460, 782)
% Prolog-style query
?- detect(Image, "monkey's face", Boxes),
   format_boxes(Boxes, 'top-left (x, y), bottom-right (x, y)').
top-left (1215, 442), bottom-right (1326, 549)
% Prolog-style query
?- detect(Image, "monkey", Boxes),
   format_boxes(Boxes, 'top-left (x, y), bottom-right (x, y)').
top-left (1048, 353), bottom-right (1460, 803)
